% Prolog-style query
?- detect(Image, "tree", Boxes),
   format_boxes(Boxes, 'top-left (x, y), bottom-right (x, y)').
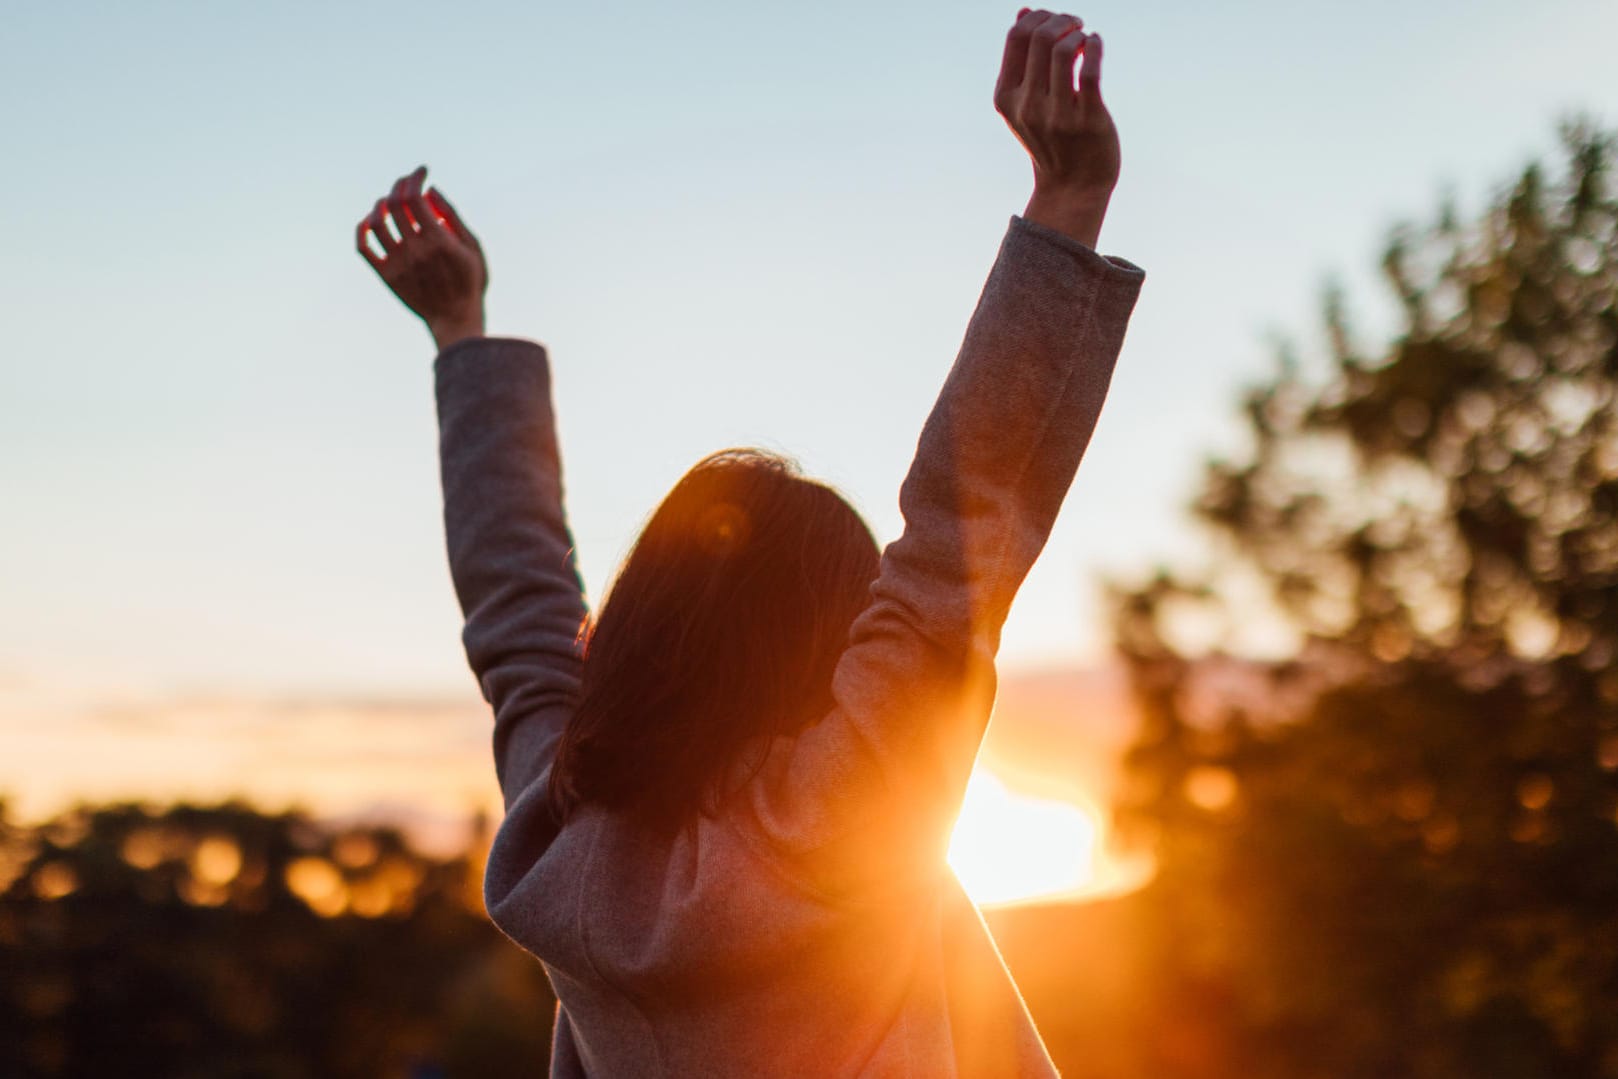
top-left (0, 801), bottom-right (554, 1078)
top-left (1109, 121), bottom-right (1618, 1077)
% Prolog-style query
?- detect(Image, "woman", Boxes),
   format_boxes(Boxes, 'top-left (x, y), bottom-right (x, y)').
top-left (357, 9), bottom-right (1143, 1076)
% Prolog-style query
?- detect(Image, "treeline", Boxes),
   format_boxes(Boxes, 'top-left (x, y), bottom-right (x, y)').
top-left (1104, 121), bottom-right (1618, 1076)
top-left (0, 801), bottom-right (554, 1078)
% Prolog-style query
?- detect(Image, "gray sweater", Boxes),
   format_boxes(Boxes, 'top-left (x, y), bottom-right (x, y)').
top-left (434, 215), bottom-right (1144, 1077)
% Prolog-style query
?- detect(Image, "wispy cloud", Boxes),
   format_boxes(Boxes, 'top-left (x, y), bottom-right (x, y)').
top-left (0, 680), bottom-right (501, 830)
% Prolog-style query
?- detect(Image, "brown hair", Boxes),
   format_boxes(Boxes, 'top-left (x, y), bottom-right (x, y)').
top-left (547, 448), bottom-right (881, 829)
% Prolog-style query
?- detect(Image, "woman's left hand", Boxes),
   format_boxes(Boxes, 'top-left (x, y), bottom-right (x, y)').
top-left (357, 165), bottom-right (489, 351)
top-left (995, 10), bottom-right (1120, 247)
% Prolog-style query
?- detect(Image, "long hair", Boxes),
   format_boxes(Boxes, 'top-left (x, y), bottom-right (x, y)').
top-left (547, 448), bottom-right (881, 830)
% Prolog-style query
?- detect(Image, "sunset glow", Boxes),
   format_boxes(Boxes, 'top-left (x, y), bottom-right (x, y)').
top-left (1, 677), bottom-right (1149, 909)
top-left (948, 768), bottom-right (1101, 907)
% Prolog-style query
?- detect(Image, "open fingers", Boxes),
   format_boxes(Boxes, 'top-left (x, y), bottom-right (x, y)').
top-left (400, 166), bottom-right (435, 240)
top-left (386, 173), bottom-right (418, 239)
top-left (1050, 27), bottom-right (1086, 101)
top-left (1078, 31), bottom-right (1103, 95)
top-left (355, 217), bottom-right (385, 269)
top-left (1023, 12), bottom-right (1081, 96)
top-left (367, 198), bottom-right (400, 256)
top-left (427, 187), bottom-right (479, 250)
top-left (996, 9), bottom-right (1051, 103)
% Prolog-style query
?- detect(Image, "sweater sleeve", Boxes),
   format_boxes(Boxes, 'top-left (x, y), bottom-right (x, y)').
top-left (741, 216), bottom-right (1145, 898)
top-left (435, 337), bottom-right (589, 808)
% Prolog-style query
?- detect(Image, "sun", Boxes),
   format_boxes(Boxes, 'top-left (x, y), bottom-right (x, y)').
top-left (947, 767), bottom-right (1101, 907)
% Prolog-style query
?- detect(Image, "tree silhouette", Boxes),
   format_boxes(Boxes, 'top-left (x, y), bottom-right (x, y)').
top-left (1109, 121), bottom-right (1618, 1077)
top-left (0, 800), bottom-right (554, 1078)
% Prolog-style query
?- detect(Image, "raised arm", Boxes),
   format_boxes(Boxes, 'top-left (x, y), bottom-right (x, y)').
top-left (356, 165), bottom-right (488, 353)
top-left (742, 11), bottom-right (1144, 897)
top-left (357, 167), bottom-right (588, 806)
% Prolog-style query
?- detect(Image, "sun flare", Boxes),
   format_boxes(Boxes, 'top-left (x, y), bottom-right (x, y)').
top-left (947, 768), bottom-right (1101, 907)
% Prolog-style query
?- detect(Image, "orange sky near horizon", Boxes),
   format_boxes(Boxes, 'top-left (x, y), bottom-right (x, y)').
top-left (0, 665), bottom-right (1149, 907)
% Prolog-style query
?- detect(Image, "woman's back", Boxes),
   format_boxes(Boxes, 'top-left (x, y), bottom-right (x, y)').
top-left (446, 213), bottom-right (1143, 1076)
top-left (499, 781), bottom-right (1053, 1077)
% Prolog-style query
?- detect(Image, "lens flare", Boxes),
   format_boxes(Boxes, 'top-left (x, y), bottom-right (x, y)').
top-left (947, 768), bottom-right (1100, 907)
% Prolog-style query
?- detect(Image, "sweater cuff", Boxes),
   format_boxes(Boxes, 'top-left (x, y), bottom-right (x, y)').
top-left (1007, 215), bottom-right (1146, 282)
top-left (433, 335), bottom-right (549, 376)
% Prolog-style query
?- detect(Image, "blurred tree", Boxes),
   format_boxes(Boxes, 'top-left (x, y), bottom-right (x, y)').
top-left (0, 801), bottom-right (553, 1078)
top-left (1110, 121), bottom-right (1618, 1078)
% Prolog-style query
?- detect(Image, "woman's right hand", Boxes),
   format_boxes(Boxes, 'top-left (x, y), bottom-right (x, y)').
top-left (994, 9), bottom-right (1119, 247)
top-left (357, 165), bottom-right (489, 351)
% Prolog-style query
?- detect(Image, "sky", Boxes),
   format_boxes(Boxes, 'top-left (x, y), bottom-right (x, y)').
top-left (2, 2), bottom-right (1615, 841)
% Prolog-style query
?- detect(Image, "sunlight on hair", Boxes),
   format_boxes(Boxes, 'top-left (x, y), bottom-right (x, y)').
top-left (947, 769), bottom-right (1099, 907)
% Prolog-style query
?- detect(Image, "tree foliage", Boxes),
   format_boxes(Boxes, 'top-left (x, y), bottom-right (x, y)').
top-left (0, 800), bottom-right (554, 1078)
top-left (1110, 121), bottom-right (1618, 1077)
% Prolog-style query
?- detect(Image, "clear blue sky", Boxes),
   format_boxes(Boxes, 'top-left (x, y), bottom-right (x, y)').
top-left (3, 0), bottom-right (1615, 703)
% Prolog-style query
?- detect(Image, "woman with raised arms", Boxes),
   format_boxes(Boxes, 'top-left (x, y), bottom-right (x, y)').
top-left (357, 9), bottom-right (1144, 1076)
